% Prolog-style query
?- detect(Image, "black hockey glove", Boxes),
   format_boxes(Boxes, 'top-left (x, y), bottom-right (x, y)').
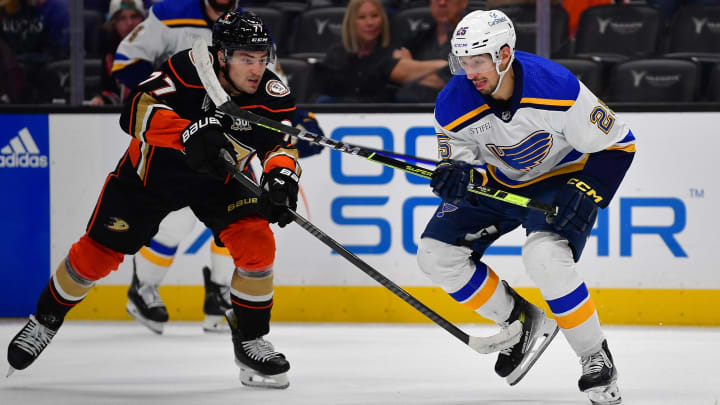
top-left (430, 159), bottom-right (473, 204)
top-left (548, 176), bottom-right (604, 234)
top-left (181, 115), bottom-right (233, 179)
top-left (260, 167), bottom-right (299, 228)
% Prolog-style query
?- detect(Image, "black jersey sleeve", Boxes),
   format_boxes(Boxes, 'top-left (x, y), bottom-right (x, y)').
top-left (233, 71), bottom-right (301, 176)
top-left (119, 49), bottom-right (204, 151)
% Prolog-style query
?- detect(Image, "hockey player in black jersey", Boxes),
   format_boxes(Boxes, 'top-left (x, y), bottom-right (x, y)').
top-left (7, 10), bottom-right (296, 388)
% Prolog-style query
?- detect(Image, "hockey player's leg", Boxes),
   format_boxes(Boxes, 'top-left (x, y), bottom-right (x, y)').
top-left (202, 241), bottom-right (234, 333)
top-left (7, 235), bottom-right (123, 375)
top-left (219, 217), bottom-right (289, 388)
top-left (417, 237), bottom-right (555, 384)
top-left (523, 231), bottom-right (620, 404)
top-left (493, 280), bottom-right (558, 385)
top-left (128, 208), bottom-right (196, 334)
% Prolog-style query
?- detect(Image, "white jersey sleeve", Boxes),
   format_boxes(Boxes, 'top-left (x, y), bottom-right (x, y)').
top-left (114, 9), bottom-right (176, 71)
top-left (562, 82), bottom-right (631, 154)
top-left (433, 117), bottom-right (481, 164)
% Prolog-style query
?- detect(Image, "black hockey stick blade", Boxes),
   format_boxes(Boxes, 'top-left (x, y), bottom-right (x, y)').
top-left (190, 39), bottom-right (557, 217)
top-left (217, 149), bottom-right (521, 354)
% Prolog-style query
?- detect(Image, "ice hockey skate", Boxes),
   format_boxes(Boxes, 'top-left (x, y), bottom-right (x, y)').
top-left (224, 309), bottom-right (290, 388)
top-left (6, 314), bottom-right (59, 376)
top-left (126, 261), bottom-right (169, 334)
top-left (202, 266), bottom-right (231, 332)
top-left (579, 340), bottom-right (621, 404)
top-left (495, 281), bottom-right (559, 386)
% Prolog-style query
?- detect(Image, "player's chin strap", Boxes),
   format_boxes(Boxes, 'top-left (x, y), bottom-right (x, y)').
top-left (491, 51), bottom-right (515, 96)
top-left (218, 148), bottom-right (522, 355)
top-left (218, 52), bottom-right (245, 95)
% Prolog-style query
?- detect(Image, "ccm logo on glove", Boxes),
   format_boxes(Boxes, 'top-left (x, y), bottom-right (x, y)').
top-left (567, 178), bottom-right (603, 204)
top-left (181, 116), bottom-right (221, 143)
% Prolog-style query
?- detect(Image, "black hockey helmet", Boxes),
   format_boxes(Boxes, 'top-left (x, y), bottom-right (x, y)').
top-left (212, 10), bottom-right (275, 64)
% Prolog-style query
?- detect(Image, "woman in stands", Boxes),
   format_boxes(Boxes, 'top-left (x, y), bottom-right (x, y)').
top-left (90, 0), bottom-right (145, 105)
top-left (318, 0), bottom-right (447, 103)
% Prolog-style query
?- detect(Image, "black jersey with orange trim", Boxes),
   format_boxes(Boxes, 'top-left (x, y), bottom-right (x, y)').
top-left (119, 48), bottom-right (299, 174)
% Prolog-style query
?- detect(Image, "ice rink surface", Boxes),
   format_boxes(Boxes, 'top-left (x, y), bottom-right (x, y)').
top-left (0, 320), bottom-right (718, 405)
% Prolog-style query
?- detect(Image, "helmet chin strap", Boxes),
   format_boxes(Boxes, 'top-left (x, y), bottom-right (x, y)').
top-left (490, 54), bottom-right (514, 96)
top-left (220, 57), bottom-right (244, 95)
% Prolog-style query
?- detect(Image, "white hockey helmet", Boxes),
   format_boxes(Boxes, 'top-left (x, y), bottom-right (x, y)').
top-left (449, 10), bottom-right (516, 78)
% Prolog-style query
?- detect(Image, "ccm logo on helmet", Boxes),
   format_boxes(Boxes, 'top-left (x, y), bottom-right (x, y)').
top-left (181, 116), bottom-right (221, 143)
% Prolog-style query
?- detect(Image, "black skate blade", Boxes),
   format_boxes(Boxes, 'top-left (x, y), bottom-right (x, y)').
top-left (126, 301), bottom-right (165, 335)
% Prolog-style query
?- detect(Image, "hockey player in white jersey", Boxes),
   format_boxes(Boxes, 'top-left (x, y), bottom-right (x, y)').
top-left (418, 10), bottom-right (634, 405)
top-left (111, 0), bottom-right (324, 334)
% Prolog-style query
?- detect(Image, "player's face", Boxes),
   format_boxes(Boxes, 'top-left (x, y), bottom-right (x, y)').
top-left (224, 50), bottom-right (268, 95)
top-left (355, 1), bottom-right (383, 45)
top-left (114, 10), bottom-right (143, 38)
top-left (460, 54), bottom-right (499, 93)
top-left (430, 0), bottom-right (468, 25)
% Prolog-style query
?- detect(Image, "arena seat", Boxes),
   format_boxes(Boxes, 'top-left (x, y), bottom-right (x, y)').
top-left (606, 58), bottom-right (699, 102)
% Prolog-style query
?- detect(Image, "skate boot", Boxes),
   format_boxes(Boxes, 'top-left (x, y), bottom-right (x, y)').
top-left (202, 266), bottom-right (231, 333)
top-left (579, 340), bottom-right (621, 405)
top-left (6, 314), bottom-right (60, 376)
top-left (495, 281), bottom-right (559, 386)
top-left (224, 309), bottom-right (290, 389)
top-left (126, 263), bottom-right (169, 334)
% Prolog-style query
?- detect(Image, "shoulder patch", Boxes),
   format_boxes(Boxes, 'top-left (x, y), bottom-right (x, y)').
top-left (266, 79), bottom-right (290, 97)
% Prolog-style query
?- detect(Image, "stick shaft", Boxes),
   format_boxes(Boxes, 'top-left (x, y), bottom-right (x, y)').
top-left (218, 151), bottom-right (471, 345)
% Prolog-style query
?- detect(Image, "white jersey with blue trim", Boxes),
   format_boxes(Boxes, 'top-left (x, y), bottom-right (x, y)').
top-left (112, 0), bottom-right (279, 87)
top-left (434, 51), bottom-right (635, 188)
top-left (113, 0), bottom-right (213, 74)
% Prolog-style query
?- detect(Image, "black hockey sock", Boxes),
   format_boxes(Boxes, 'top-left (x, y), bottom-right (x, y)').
top-left (230, 294), bottom-right (272, 340)
top-left (35, 277), bottom-right (84, 331)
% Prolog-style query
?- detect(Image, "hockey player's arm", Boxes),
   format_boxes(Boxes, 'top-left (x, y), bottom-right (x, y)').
top-left (112, 10), bottom-right (170, 89)
top-left (253, 106), bottom-right (301, 227)
top-left (119, 69), bottom-right (190, 151)
top-left (434, 120), bottom-right (489, 186)
top-left (563, 85), bottom-right (636, 208)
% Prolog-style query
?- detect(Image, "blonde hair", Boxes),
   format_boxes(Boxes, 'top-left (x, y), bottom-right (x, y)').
top-left (341, 0), bottom-right (391, 54)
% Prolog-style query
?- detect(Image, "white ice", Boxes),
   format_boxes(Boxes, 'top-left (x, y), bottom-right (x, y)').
top-left (1, 321), bottom-right (718, 404)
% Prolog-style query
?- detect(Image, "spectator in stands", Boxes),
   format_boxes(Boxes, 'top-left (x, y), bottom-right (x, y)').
top-left (0, 0), bottom-right (69, 103)
top-left (90, 0), bottom-right (146, 105)
top-left (394, 0), bottom-right (467, 102)
top-left (561, 0), bottom-right (611, 39)
top-left (486, 0), bottom-right (598, 40)
top-left (318, 0), bottom-right (447, 103)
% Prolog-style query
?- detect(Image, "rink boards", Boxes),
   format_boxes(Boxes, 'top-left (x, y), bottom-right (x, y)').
top-left (0, 111), bottom-right (717, 325)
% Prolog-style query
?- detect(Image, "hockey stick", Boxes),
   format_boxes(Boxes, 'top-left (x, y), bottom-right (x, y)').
top-left (190, 39), bottom-right (557, 217)
top-left (217, 148), bottom-right (521, 354)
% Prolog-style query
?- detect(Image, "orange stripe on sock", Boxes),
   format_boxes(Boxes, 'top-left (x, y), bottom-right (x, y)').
top-left (555, 298), bottom-right (597, 329)
top-left (48, 280), bottom-right (77, 307)
top-left (462, 268), bottom-right (499, 311)
top-left (230, 298), bottom-right (273, 310)
top-left (139, 246), bottom-right (174, 267)
top-left (210, 241), bottom-right (231, 256)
